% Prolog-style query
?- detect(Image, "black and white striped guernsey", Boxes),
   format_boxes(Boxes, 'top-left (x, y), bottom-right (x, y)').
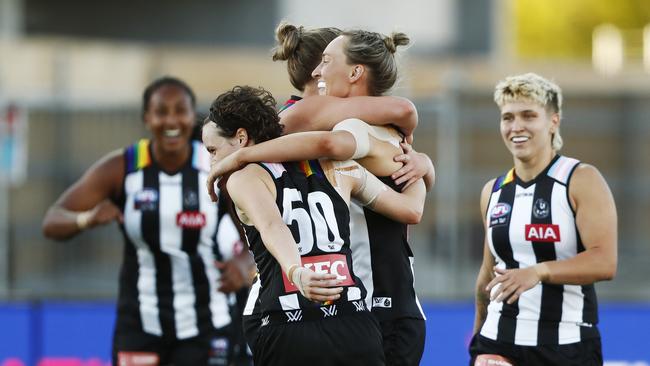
top-left (349, 178), bottom-right (425, 322)
top-left (114, 139), bottom-right (231, 340)
top-left (241, 160), bottom-right (369, 325)
top-left (480, 155), bottom-right (599, 346)
top-left (278, 96), bottom-right (424, 322)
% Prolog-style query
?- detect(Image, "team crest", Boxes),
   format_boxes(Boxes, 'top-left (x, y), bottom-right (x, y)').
top-left (533, 198), bottom-right (550, 219)
top-left (183, 190), bottom-right (199, 208)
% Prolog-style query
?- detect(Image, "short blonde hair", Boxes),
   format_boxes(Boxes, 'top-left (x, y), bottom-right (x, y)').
top-left (494, 73), bottom-right (564, 151)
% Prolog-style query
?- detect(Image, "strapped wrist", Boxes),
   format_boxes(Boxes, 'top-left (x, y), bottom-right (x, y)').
top-left (76, 211), bottom-right (93, 230)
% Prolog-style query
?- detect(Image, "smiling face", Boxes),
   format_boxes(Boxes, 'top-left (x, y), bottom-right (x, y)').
top-left (143, 84), bottom-right (195, 155)
top-left (499, 100), bottom-right (559, 162)
top-left (311, 35), bottom-right (356, 97)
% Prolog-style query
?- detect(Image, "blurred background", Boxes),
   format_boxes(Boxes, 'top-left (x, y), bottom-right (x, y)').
top-left (0, 0), bottom-right (649, 364)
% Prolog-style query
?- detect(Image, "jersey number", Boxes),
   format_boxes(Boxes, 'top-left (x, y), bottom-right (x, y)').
top-left (282, 188), bottom-right (344, 255)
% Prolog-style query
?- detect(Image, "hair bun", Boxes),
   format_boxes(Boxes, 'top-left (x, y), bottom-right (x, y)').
top-left (383, 32), bottom-right (410, 53)
top-left (272, 21), bottom-right (302, 61)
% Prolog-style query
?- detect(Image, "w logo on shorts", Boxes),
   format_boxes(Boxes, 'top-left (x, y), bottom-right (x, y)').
top-left (285, 310), bottom-right (303, 322)
top-left (353, 300), bottom-right (365, 312)
top-left (320, 305), bottom-right (338, 317)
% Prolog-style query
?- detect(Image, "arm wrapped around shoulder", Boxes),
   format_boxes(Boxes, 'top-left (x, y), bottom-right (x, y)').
top-left (333, 118), bottom-right (371, 159)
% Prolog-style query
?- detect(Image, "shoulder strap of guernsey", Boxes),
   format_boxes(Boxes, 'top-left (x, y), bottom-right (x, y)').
top-left (258, 162), bottom-right (286, 179)
top-left (492, 168), bottom-right (515, 192)
top-left (547, 155), bottom-right (580, 185)
top-left (191, 140), bottom-right (211, 172)
top-left (297, 160), bottom-right (324, 179)
top-left (278, 97), bottom-right (299, 113)
top-left (125, 139), bottom-right (152, 174)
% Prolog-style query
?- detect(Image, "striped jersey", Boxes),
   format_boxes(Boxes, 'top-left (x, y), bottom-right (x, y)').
top-left (480, 155), bottom-right (599, 346)
top-left (350, 178), bottom-right (425, 321)
top-left (114, 139), bottom-right (231, 340)
top-left (280, 96), bottom-right (424, 321)
top-left (242, 161), bottom-right (368, 325)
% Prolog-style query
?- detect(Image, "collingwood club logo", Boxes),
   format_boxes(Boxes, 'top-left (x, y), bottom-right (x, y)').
top-left (533, 198), bottom-right (550, 219)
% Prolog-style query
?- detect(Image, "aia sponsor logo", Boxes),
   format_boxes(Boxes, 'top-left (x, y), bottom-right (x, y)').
top-left (525, 224), bottom-right (561, 242)
top-left (282, 253), bottom-right (354, 293)
top-left (176, 211), bottom-right (206, 229)
top-left (489, 203), bottom-right (511, 227)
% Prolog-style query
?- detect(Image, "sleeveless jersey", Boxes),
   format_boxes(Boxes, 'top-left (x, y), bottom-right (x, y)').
top-left (350, 178), bottom-right (425, 321)
top-left (281, 96), bottom-right (423, 321)
top-left (114, 139), bottom-right (231, 340)
top-left (241, 160), bottom-right (368, 326)
top-left (480, 155), bottom-right (599, 346)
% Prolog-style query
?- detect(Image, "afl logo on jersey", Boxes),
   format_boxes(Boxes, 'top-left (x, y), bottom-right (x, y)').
top-left (134, 189), bottom-right (158, 211)
top-left (489, 203), bottom-right (511, 227)
top-left (533, 198), bottom-right (550, 219)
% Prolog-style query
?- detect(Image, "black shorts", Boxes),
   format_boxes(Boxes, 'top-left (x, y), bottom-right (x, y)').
top-left (112, 325), bottom-right (233, 366)
top-left (380, 317), bottom-right (426, 366)
top-left (242, 312), bottom-right (262, 352)
top-left (254, 311), bottom-right (384, 366)
top-left (469, 333), bottom-right (603, 366)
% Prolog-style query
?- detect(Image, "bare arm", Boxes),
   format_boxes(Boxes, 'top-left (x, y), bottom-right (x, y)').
top-left (226, 165), bottom-right (343, 302)
top-left (206, 131), bottom-right (356, 202)
top-left (487, 164), bottom-right (618, 304)
top-left (334, 160), bottom-right (426, 224)
top-left (543, 164), bottom-right (617, 283)
top-left (473, 179), bottom-right (496, 334)
top-left (281, 95), bottom-right (417, 138)
top-left (42, 150), bottom-right (124, 240)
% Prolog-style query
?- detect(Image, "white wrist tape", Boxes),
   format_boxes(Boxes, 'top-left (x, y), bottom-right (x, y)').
top-left (354, 166), bottom-right (387, 207)
top-left (291, 267), bottom-right (307, 296)
top-left (76, 211), bottom-right (93, 230)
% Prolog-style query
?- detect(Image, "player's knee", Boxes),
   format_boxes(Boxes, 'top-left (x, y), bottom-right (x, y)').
top-left (474, 354), bottom-right (515, 366)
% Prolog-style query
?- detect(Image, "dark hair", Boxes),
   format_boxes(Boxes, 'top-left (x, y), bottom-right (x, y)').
top-left (205, 86), bottom-right (283, 143)
top-left (142, 76), bottom-right (196, 121)
top-left (341, 30), bottom-right (409, 96)
top-left (272, 21), bottom-right (341, 92)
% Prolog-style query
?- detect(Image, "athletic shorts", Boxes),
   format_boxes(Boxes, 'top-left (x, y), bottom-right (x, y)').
top-left (469, 333), bottom-right (603, 366)
top-left (380, 317), bottom-right (426, 366)
top-left (253, 311), bottom-right (385, 366)
top-left (112, 325), bottom-right (233, 366)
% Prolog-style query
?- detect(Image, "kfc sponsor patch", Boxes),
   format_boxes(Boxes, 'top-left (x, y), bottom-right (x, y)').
top-left (282, 254), bottom-right (354, 293)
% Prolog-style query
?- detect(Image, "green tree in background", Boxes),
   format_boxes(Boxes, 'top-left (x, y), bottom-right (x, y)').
top-left (516, 0), bottom-right (650, 59)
